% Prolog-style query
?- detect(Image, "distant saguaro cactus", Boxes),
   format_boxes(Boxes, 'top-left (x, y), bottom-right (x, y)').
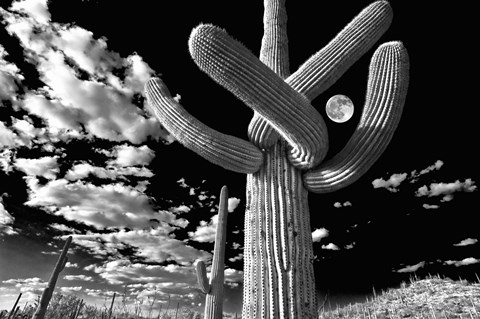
top-left (32, 236), bottom-right (72, 319)
top-left (145, 1), bottom-right (409, 318)
top-left (196, 186), bottom-right (229, 319)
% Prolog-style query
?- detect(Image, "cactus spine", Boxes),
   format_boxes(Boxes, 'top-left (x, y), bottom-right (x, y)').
top-left (32, 236), bottom-right (72, 319)
top-left (145, 1), bottom-right (409, 318)
top-left (196, 186), bottom-right (229, 319)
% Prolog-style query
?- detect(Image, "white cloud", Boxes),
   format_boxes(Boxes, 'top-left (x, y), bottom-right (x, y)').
top-left (188, 216), bottom-right (219, 243)
top-left (64, 275), bottom-right (93, 282)
top-left (49, 223), bottom-right (79, 233)
top-left (10, 0), bottom-right (51, 24)
top-left (396, 261), bottom-right (425, 273)
top-left (229, 254), bottom-right (243, 262)
top-left (65, 162), bottom-right (153, 181)
top-left (453, 238), bottom-right (478, 247)
top-left (444, 257), bottom-right (479, 267)
top-left (416, 179), bottom-right (477, 200)
top-left (87, 259), bottom-right (198, 286)
top-left (69, 228), bottom-right (210, 265)
top-left (410, 160), bottom-right (444, 181)
top-left (60, 286), bottom-right (83, 293)
top-left (2, 277), bottom-right (47, 294)
top-left (110, 144), bottom-right (155, 167)
top-left (0, 122), bottom-right (18, 148)
top-left (25, 178), bottom-right (181, 229)
top-left (0, 5), bottom-right (173, 145)
top-left (321, 243), bottom-right (339, 250)
top-left (171, 205), bottom-right (190, 213)
top-left (372, 173), bottom-right (407, 192)
top-left (14, 156), bottom-right (59, 179)
top-left (0, 45), bottom-right (24, 101)
top-left (21, 93), bottom-right (83, 132)
top-left (333, 201), bottom-right (352, 208)
top-left (422, 203), bottom-right (439, 210)
top-left (0, 198), bottom-right (17, 235)
top-left (65, 262), bottom-right (79, 268)
top-left (227, 197), bottom-right (240, 212)
top-left (312, 228), bottom-right (329, 242)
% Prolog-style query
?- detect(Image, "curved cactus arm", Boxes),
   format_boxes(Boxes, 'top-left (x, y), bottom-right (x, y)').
top-left (287, 1), bottom-right (393, 100)
top-left (249, 1), bottom-right (393, 149)
top-left (196, 261), bottom-right (211, 294)
top-left (189, 24), bottom-right (328, 169)
top-left (145, 78), bottom-right (263, 174)
top-left (304, 41), bottom-right (409, 193)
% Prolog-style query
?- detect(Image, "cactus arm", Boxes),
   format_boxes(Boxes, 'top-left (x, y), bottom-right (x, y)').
top-left (145, 78), bottom-right (263, 174)
top-left (189, 25), bottom-right (328, 169)
top-left (248, 1), bottom-right (393, 149)
top-left (32, 236), bottom-right (72, 319)
top-left (287, 1), bottom-right (393, 101)
top-left (250, 0), bottom-right (391, 149)
top-left (196, 261), bottom-right (211, 294)
top-left (304, 41), bottom-right (409, 193)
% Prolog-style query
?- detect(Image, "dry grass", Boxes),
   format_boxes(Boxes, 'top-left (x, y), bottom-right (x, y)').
top-left (318, 275), bottom-right (480, 319)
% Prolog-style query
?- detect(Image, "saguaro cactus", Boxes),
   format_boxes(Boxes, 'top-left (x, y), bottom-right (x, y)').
top-left (32, 236), bottom-right (72, 319)
top-left (145, 1), bottom-right (409, 318)
top-left (196, 186), bottom-right (229, 319)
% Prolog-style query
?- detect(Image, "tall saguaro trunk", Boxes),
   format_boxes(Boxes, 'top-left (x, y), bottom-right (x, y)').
top-left (244, 141), bottom-right (316, 317)
top-left (145, 1), bottom-right (409, 318)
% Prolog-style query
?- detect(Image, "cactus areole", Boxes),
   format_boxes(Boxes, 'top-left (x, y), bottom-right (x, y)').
top-left (145, 1), bottom-right (409, 318)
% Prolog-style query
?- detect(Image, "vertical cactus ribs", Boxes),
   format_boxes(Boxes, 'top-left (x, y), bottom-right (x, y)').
top-left (145, 1), bottom-right (409, 318)
top-left (196, 186), bottom-right (229, 319)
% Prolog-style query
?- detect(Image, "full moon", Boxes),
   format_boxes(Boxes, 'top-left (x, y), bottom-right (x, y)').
top-left (325, 94), bottom-right (354, 123)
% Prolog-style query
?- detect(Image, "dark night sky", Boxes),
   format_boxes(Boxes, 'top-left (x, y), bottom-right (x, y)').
top-left (0, 0), bottom-right (478, 314)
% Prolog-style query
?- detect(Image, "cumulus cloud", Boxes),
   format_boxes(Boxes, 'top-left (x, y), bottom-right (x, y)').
top-left (396, 261), bottom-right (425, 273)
top-left (25, 178), bottom-right (182, 229)
top-left (0, 4), bottom-right (172, 145)
top-left (2, 277), bottom-right (47, 294)
top-left (416, 179), bottom-right (477, 201)
top-left (65, 262), bottom-right (79, 268)
top-left (0, 45), bottom-right (24, 101)
top-left (418, 160), bottom-right (443, 175)
top-left (0, 122), bottom-right (18, 148)
top-left (109, 144), bottom-right (155, 167)
top-left (373, 160), bottom-right (446, 192)
top-left (64, 275), bottom-right (93, 281)
top-left (372, 173), bottom-right (407, 192)
top-left (321, 243), bottom-right (339, 250)
top-left (333, 201), bottom-right (352, 208)
top-left (444, 257), bottom-right (479, 267)
top-left (453, 238), bottom-right (478, 247)
top-left (14, 156), bottom-right (59, 179)
top-left (86, 259), bottom-right (198, 286)
top-left (0, 198), bottom-right (17, 235)
top-left (188, 215), bottom-right (220, 243)
top-left (312, 228), bottom-right (329, 242)
top-left (60, 286), bottom-right (83, 293)
top-left (228, 197), bottom-right (240, 212)
top-left (229, 253), bottom-right (243, 262)
top-left (65, 162), bottom-right (153, 181)
top-left (68, 228), bottom-right (210, 265)
top-left (10, 0), bottom-right (51, 24)
top-left (422, 204), bottom-right (439, 210)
